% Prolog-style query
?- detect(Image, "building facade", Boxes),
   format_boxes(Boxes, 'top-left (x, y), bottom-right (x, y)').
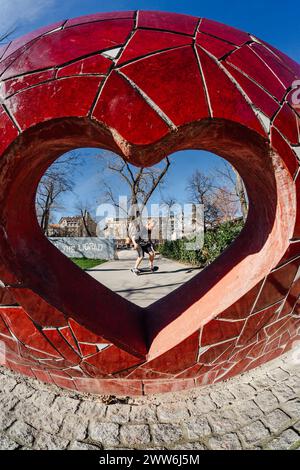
top-left (48, 212), bottom-right (97, 237)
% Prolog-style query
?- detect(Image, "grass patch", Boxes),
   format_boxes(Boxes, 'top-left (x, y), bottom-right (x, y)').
top-left (71, 258), bottom-right (107, 270)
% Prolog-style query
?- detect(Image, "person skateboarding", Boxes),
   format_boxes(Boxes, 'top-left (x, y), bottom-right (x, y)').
top-left (129, 213), bottom-right (157, 275)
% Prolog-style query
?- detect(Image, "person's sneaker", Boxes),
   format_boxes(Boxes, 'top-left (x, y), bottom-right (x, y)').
top-left (150, 266), bottom-right (159, 272)
top-left (131, 268), bottom-right (140, 276)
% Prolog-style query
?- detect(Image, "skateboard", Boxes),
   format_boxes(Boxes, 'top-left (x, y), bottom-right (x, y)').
top-left (131, 266), bottom-right (159, 275)
top-left (139, 266), bottom-right (159, 273)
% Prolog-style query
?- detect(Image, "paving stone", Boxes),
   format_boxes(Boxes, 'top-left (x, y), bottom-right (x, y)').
top-left (208, 408), bottom-right (244, 434)
top-left (284, 376), bottom-right (300, 394)
top-left (51, 396), bottom-right (79, 414)
top-left (130, 405), bottom-right (157, 423)
top-left (69, 441), bottom-right (101, 450)
top-left (184, 417), bottom-right (211, 440)
top-left (14, 402), bottom-right (64, 434)
top-left (293, 421), bottom-right (300, 432)
top-left (0, 375), bottom-right (17, 393)
top-left (234, 400), bottom-right (263, 422)
top-left (0, 368), bottom-right (20, 380)
top-left (0, 393), bottom-right (19, 411)
top-left (0, 410), bottom-right (16, 430)
top-left (139, 446), bottom-right (167, 451)
top-left (0, 433), bottom-right (19, 450)
top-left (89, 421), bottom-right (120, 446)
top-left (209, 433), bottom-right (242, 450)
top-left (263, 409), bottom-right (292, 432)
top-left (151, 424), bottom-right (183, 445)
top-left (254, 390), bottom-right (279, 412)
top-left (12, 383), bottom-right (35, 399)
top-left (267, 429), bottom-right (300, 450)
top-left (272, 382), bottom-right (296, 402)
top-left (267, 368), bottom-right (290, 382)
top-left (228, 383), bottom-right (256, 400)
top-left (59, 413), bottom-right (88, 441)
top-left (251, 375), bottom-right (276, 391)
top-left (170, 442), bottom-right (206, 450)
top-left (239, 420), bottom-right (270, 445)
top-left (281, 355), bottom-right (297, 368)
top-left (120, 424), bottom-right (151, 446)
top-left (34, 431), bottom-right (69, 450)
top-left (106, 404), bottom-right (131, 423)
top-left (7, 420), bottom-right (35, 447)
top-left (282, 399), bottom-right (300, 420)
top-left (76, 400), bottom-right (107, 419)
top-left (28, 390), bottom-right (56, 408)
top-left (157, 403), bottom-right (189, 423)
top-left (210, 389), bottom-right (236, 408)
top-left (188, 395), bottom-right (216, 415)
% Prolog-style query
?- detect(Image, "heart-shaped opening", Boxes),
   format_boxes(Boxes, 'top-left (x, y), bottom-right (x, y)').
top-left (35, 147), bottom-right (246, 309)
top-left (0, 117), bottom-right (295, 361)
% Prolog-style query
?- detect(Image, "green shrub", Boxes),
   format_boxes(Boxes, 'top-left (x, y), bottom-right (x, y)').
top-left (158, 219), bottom-right (244, 267)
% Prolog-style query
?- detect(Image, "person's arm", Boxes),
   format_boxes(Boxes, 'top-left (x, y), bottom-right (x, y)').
top-left (147, 219), bottom-right (154, 241)
top-left (131, 234), bottom-right (139, 249)
top-left (129, 222), bottom-right (139, 249)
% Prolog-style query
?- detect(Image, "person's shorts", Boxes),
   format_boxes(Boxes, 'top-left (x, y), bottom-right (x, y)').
top-left (136, 241), bottom-right (154, 257)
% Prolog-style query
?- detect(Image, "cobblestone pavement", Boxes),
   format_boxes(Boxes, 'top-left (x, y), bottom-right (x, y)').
top-left (0, 349), bottom-right (299, 450)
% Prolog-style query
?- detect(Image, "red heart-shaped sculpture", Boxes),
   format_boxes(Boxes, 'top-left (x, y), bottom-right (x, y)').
top-left (0, 10), bottom-right (300, 395)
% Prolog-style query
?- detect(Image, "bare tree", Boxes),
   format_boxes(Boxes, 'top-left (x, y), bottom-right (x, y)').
top-left (36, 153), bottom-right (80, 235)
top-left (161, 195), bottom-right (177, 210)
top-left (186, 170), bottom-right (221, 228)
top-left (214, 162), bottom-right (248, 221)
top-left (102, 154), bottom-right (171, 220)
top-left (74, 200), bottom-right (97, 237)
top-left (211, 186), bottom-right (240, 221)
top-left (234, 169), bottom-right (248, 221)
top-left (36, 172), bottom-right (72, 235)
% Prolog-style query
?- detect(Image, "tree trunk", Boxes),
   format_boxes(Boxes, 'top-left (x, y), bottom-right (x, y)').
top-left (81, 210), bottom-right (93, 237)
top-left (44, 209), bottom-right (50, 236)
top-left (234, 169), bottom-right (248, 221)
top-left (41, 192), bottom-right (52, 234)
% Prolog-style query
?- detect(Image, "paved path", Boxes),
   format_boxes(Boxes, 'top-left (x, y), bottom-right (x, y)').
top-left (87, 250), bottom-right (201, 307)
top-left (0, 349), bottom-right (299, 450)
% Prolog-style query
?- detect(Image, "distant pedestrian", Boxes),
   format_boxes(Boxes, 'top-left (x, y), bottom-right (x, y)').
top-left (129, 214), bottom-right (156, 275)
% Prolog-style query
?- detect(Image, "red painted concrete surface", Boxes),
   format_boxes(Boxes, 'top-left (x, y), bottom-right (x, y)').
top-left (0, 11), bottom-right (300, 395)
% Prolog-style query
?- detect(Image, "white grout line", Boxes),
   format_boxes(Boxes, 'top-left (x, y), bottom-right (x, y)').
top-left (193, 44), bottom-right (213, 117)
top-left (117, 70), bottom-right (177, 131)
top-left (197, 44), bottom-right (268, 133)
top-left (249, 277), bottom-right (267, 315)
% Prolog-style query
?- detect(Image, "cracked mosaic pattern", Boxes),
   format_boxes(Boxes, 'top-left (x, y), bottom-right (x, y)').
top-left (0, 11), bottom-right (300, 395)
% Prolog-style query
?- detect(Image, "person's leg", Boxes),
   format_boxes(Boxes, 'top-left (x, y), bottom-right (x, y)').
top-left (135, 255), bottom-right (143, 270)
top-left (142, 244), bottom-right (153, 270)
top-left (149, 251), bottom-right (155, 269)
top-left (132, 244), bottom-right (143, 274)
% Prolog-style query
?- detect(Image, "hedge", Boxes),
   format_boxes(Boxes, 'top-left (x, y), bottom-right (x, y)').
top-left (158, 219), bottom-right (244, 267)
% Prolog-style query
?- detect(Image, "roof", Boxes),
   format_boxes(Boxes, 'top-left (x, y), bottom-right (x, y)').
top-left (59, 216), bottom-right (81, 223)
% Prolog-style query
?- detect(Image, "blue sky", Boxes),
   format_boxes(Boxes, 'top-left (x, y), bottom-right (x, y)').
top-left (55, 149), bottom-right (227, 220)
top-left (2, 0), bottom-right (299, 220)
